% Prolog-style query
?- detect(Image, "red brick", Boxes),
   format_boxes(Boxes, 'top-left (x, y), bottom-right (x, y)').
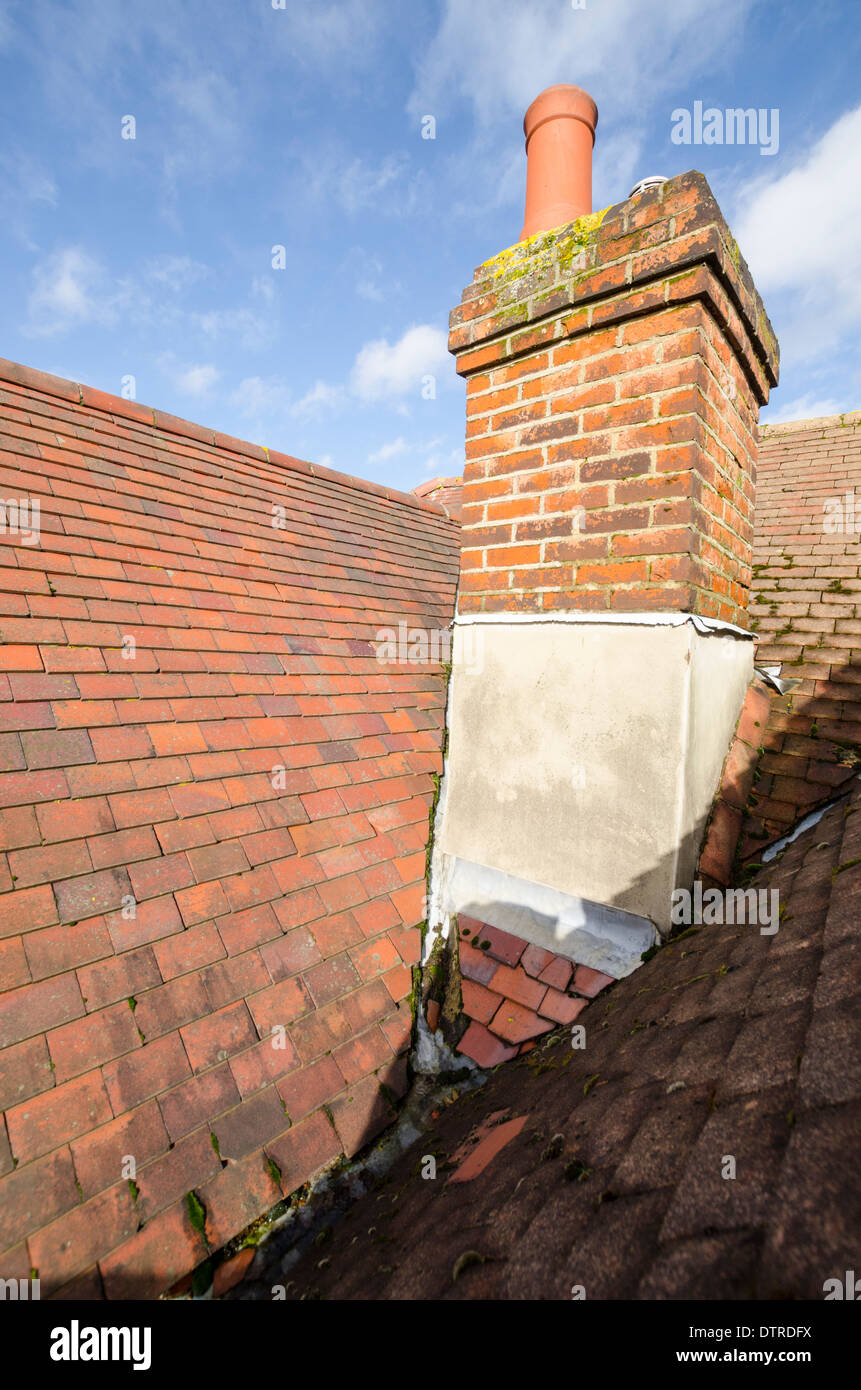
top-left (77, 945), bottom-right (161, 1012)
top-left (134, 974), bottom-right (210, 1041)
top-left (29, 1182), bottom-right (138, 1297)
top-left (349, 934), bottom-right (401, 982)
top-left (108, 786), bottom-right (173, 828)
top-left (47, 1000), bottom-right (141, 1083)
top-left (228, 1031), bottom-right (301, 1097)
top-left (0, 1147), bottom-right (79, 1254)
top-left (212, 1245), bottom-right (255, 1296)
top-left (276, 1054), bottom-right (344, 1121)
top-left (89, 824), bottom-right (160, 870)
top-left (0, 882), bottom-right (58, 939)
top-left (20, 728), bottom-right (94, 768)
top-left (572, 964), bottom-right (616, 998)
top-left (99, 1199), bottom-right (207, 1300)
top-left (260, 926), bottom-right (321, 981)
top-left (328, 1072), bottom-right (395, 1157)
top-left (180, 1001), bottom-right (257, 1073)
top-left (157, 1063), bottom-right (240, 1143)
top-left (489, 998), bottom-right (553, 1046)
top-left (0, 804), bottom-right (40, 849)
top-left (55, 866), bottom-right (132, 923)
top-left (538, 988), bottom-right (589, 1024)
top-left (0, 970), bottom-right (84, 1048)
top-left (247, 976), bottom-right (312, 1035)
top-left (127, 852), bottom-right (193, 901)
top-left (36, 796), bottom-right (114, 842)
top-left (200, 948), bottom-right (270, 1010)
top-left (71, 1101), bottom-right (170, 1198)
top-left (0, 935), bottom-right (29, 992)
top-left (105, 893), bottom-right (183, 952)
top-left (6, 1071), bottom-right (112, 1163)
top-left (154, 921), bottom-right (226, 980)
top-left (333, 1024), bottom-right (392, 1086)
top-left (9, 837), bottom-right (92, 888)
top-left (187, 838), bottom-right (249, 883)
top-left (135, 1126), bottom-right (221, 1223)
top-left (200, 1149), bottom-right (281, 1249)
top-left (486, 962), bottom-right (546, 1011)
top-left (304, 952), bottom-right (362, 1007)
top-left (538, 956), bottom-right (574, 991)
top-left (212, 1086), bottom-right (289, 1160)
top-left (266, 1107), bottom-right (342, 1187)
top-left (382, 962), bottom-right (411, 1002)
top-left (102, 1033), bottom-right (191, 1114)
top-left (216, 902), bottom-right (280, 954)
top-left (461, 976), bottom-right (499, 1024)
top-left (456, 1020), bottom-right (519, 1069)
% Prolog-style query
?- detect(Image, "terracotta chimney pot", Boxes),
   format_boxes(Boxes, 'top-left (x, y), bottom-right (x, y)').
top-left (520, 83), bottom-right (598, 241)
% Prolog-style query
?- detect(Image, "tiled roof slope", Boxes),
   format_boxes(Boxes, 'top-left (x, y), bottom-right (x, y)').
top-left (411, 476), bottom-right (463, 524)
top-left (745, 412), bottom-right (861, 857)
top-left (264, 780), bottom-right (861, 1301)
top-left (0, 359), bottom-right (460, 1298)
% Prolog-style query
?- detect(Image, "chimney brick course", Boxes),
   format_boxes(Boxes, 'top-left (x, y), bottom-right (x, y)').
top-left (449, 172), bottom-right (780, 626)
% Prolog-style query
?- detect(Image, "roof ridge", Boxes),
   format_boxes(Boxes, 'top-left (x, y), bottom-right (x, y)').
top-left (759, 409), bottom-right (861, 437)
top-left (0, 355), bottom-right (454, 524)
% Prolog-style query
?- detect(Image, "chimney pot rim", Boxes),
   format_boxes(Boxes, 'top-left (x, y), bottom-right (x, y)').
top-left (522, 83), bottom-right (598, 145)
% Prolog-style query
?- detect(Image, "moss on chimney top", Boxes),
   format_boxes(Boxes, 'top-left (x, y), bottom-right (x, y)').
top-left (479, 207), bottom-right (610, 289)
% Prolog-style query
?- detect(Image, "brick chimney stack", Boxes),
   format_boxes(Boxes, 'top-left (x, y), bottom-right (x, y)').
top-left (431, 84), bottom-right (780, 953)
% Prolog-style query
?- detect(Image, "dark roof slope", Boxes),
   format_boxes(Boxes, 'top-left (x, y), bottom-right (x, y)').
top-left (265, 781), bottom-right (861, 1301)
top-left (0, 359), bottom-right (460, 1295)
top-left (746, 412), bottom-right (861, 856)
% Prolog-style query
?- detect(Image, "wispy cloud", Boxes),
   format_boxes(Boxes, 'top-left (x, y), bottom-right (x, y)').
top-left (351, 324), bottom-right (449, 402)
top-left (25, 247), bottom-right (132, 336)
top-left (762, 394), bottom-right (848, 425)
top-left (734, 103), bottom-right (861, 363)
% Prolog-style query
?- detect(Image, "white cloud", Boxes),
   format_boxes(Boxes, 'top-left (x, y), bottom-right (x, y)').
top-left (410, 0), bottom-right (752, 127)
top-left (146, 255), bottom-right (209, 292)
top-left (291, 380), bottom-right (348, 417)
top-left (733, 104), bottom-right (861, 362)
top-left (351, 324), bottom-right (449, 402)
top-left (761, 395), bottom-right (848, 426)
top-left (368, 437), bottom-right (410, 464)
top-left (174, 363), bottom-right (221, 396)
top-left (194, 305), bottom-right (273, 351)
top-left (408, 0), bottom-right (752, 220)
top-left (26, 246), bottom-right (131, 335)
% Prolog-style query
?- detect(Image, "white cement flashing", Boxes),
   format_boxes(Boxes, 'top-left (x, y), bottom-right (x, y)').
top-left (453, 611), bottom-right (754, 639)
top-left (442, 854), bottom-right (656, 978)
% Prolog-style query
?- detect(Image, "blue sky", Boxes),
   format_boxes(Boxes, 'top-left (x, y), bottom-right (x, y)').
top-left (1, 0), bottom-right (860, 494)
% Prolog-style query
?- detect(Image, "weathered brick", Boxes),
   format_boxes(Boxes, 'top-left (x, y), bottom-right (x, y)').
top-left (29, 1182), bottom-right (138, 1296)
top-left (0, 971), bottom-right (84, 1048)
top-left (102, 1034), bottom-right (191, 1114)
top-left (0, 1147), bottom-right (80, 1253)
top-left (71, 1100), bottom-right (170, 1198)
top-left (47, 1000), bottom-right (141, 1083)
top-left (266, 1108), bottom-right (342, 1190)
top-left (157, 1063), bottom-right (241, 1143)
top-left (180, 1001), bottom-right (257, 1073)
top-left (6, 1071), bottom-right (112, 1163)
top-left (211, 1086), bottom-right (289, 1160)
top-left (99, 1199), bottom-right (207, 1300)
top-left (135, 1126), bottom-right (221, 1223)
